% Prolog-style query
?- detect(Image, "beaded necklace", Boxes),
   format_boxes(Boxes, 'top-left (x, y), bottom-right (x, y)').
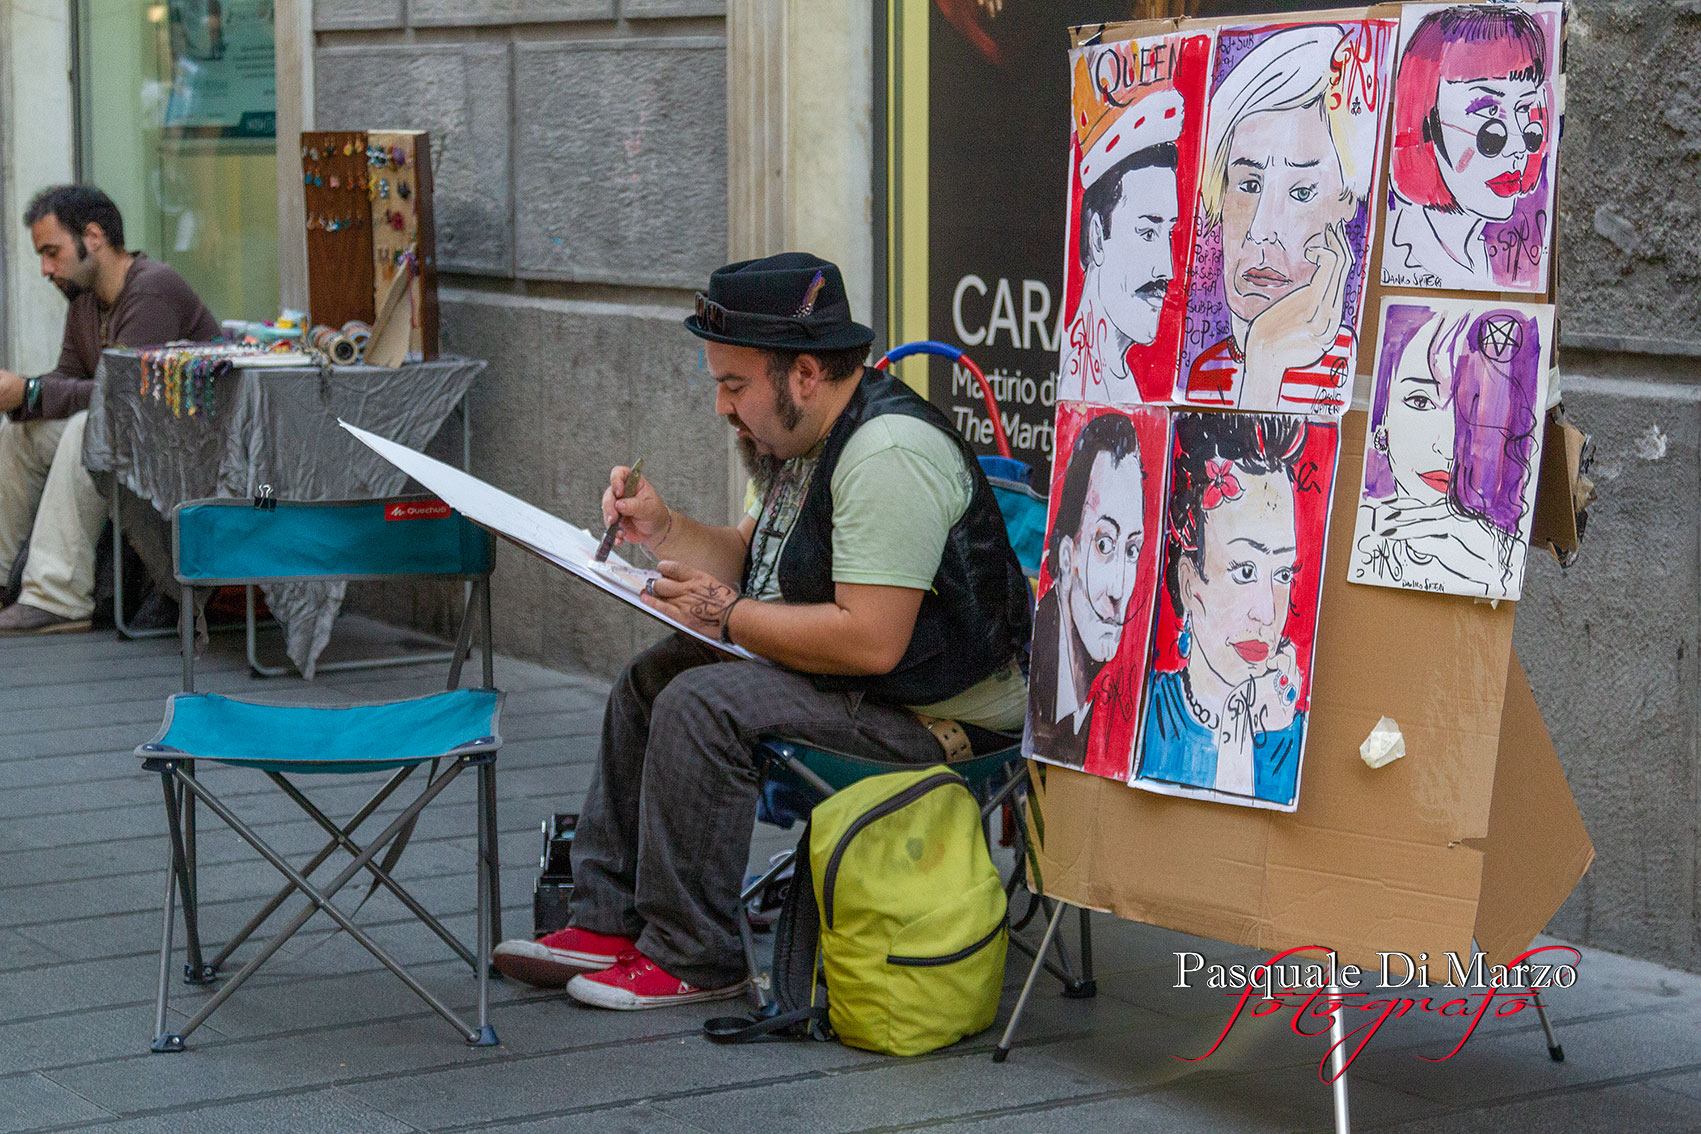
top-left (1180, 665), bottom-right (1220, 730)
top-left (745, 457), bottom-right (815, 599)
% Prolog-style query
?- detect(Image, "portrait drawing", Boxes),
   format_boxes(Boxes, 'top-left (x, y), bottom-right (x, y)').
top-left (1132, 411), bottom-right (1340, 811)
top-left (1350, 297), bottom-right (1554, 601)
top-left (1381, 3), bottom-right (1563, 292)
top-left (1175, 19), bottom-right (1395, 417)
top-left (1059, 31), bottom-right (1213, 406)
top-left (1024, 401), bottom-right (1169, 781)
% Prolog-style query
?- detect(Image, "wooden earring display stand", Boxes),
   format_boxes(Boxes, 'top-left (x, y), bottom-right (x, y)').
top-left (302, 130), bottom-right (375, 331)
top-left (301, 128), bottom-right (439, 365)
top-left (366, 130), bottom-right (439, 365)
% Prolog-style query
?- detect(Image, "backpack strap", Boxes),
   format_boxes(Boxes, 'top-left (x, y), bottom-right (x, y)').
top-left (702, 823), bottom-right (830, 1044)
top-left (770, 821), bottom-right (821, 1013)
top-left (702, 1003), bottom-right (828, 1043)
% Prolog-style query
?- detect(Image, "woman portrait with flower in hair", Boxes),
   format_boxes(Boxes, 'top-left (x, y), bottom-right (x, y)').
top-left (1134, 412), bottom-right (1338, 811)
top-left (1351, 298), bottom-right (1551, 600)
top-left (1381, 3), bottom-right (1560, 291)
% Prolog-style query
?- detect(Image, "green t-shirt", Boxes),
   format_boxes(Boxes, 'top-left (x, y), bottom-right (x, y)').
top-left (744, 415), bottom-right (1026, 731)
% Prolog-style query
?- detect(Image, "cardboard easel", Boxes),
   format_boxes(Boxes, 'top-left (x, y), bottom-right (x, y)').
top-left (998, 413), bottom-right (1594, 1128)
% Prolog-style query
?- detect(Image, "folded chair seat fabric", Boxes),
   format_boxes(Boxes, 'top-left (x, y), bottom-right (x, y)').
top-left (146, 689), bottom-right (501, 774)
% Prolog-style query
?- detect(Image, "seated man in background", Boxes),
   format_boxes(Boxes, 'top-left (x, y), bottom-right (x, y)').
top-left (0, 185), bottom-right (218, 634)
top-left (493, 252), bottom-right (1033, 1008)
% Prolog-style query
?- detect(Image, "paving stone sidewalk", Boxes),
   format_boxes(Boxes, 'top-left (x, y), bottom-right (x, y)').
top-left (2, 619), bottom-right (1698, 1133)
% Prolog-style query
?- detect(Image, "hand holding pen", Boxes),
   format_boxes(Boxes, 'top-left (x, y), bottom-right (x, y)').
top-left (599, 461), bottom-right (673, 557)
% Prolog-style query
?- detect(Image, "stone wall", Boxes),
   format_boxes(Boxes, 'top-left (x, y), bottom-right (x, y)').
top-left (1519, 1), bottom-right (1701, 971)
top-left (313, 2), bottom-right (729, 678)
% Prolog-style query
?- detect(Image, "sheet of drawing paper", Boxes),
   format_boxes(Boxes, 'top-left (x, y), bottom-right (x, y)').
top-left (1131, 411), bottom-right (1340, 811)
top-left (339, 420), bottom-right (756, 660)
top-left (1380, 3), bottom-right (1563, 292)
top-left (1058, 31), bottom-right (1213, 405)
top-left (1348, 296), bottom-right (1554, 600)
top-left (1024, 401), bottom-right (1170, 781)
top-left (1174, 17), bottom-right (1396, 417)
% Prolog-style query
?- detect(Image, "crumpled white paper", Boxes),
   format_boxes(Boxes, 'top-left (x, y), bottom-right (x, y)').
top-left (1360, 716), bottom-right (1406, 769)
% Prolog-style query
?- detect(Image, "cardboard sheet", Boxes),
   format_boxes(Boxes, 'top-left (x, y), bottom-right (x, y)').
top-left (1029, 411), bottom-right (1590, 971)
top-left (1466, 651), bottom-right (1595, 966)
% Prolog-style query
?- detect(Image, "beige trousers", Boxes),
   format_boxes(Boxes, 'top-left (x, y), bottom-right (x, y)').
top-left (0, 412), bottom-right (107, 619)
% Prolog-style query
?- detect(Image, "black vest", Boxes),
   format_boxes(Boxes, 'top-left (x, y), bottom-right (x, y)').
top-left (743, 370), bottom-right (1033, 704)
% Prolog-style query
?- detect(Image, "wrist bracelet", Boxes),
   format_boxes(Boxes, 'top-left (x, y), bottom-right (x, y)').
top-left (719, 596), bottom-right (745, 644)
top-left (23, 377), bottom-right (40, 414)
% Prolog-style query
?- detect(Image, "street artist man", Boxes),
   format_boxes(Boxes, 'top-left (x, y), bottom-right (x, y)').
top-left (0, 185), bottom-right (218, 635)
top-left (493, 252), bottom-right (1033, 1008)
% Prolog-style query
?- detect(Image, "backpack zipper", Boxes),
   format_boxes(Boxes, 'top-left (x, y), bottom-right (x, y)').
top-left (821, 771), bottom-right (964, 930)
top-left (886, 919), bottom-right (1003, 967)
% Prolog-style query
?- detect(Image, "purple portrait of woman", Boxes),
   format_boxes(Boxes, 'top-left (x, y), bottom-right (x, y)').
top-left (1380, 2), bottom-right (1563, 292)
top-left (1350, 297), bottom-right (1553, 600)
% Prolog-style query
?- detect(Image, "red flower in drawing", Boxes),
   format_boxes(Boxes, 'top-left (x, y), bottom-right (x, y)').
top-left (1201, 458), bottom-right (1243, 511)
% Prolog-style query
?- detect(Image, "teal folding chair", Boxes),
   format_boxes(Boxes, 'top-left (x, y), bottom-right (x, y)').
top-left (139, 495), bottom-right (504, 1052)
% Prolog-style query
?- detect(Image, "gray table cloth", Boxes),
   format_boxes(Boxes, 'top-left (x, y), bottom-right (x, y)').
top-left (85, 350), bottom-right (485, 675)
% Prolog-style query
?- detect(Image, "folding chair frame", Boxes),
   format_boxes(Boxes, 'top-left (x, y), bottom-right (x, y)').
top-left (737, 745), bottom-right (1095, 1011)
top-left (144, 500), bottom-right (503, 1052)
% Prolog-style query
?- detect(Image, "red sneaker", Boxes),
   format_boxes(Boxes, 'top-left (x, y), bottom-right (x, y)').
top-left (566, 951), bottom-right (749, 1010)
top-left (492, 927), bottom-right (635, 988)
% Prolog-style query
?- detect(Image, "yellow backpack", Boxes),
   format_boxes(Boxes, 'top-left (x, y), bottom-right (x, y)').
top-left (707, 767), bottom-right (1007, 1056)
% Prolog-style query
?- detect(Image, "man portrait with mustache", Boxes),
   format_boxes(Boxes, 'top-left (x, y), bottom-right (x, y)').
top-left (1061, 88), bottom-right (1183, 405)
top-left (1025, 410), bottom-right (1145, 771)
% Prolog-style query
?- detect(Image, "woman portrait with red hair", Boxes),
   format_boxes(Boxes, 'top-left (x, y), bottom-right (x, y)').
top-left (1381, 3), bottom-right (1560, 292)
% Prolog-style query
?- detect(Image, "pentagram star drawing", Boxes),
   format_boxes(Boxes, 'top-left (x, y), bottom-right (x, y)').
top-left (1477, 315), bottom-right (1523, 362)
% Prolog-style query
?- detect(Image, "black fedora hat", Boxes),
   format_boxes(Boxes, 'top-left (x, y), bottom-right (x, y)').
top-left (685, 252), bottom-right (876, 353)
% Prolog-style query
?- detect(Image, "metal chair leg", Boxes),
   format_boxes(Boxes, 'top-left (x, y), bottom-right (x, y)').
top-left (182, 761), bottom-right (207, 981)
top-left (471, 762), bottom-right (499, 1046)
top-left (111, 490), bottom-right (175, 640)
top-left (1076, 906), bottom-right (1096, 996)
top-left (151, 783), bottom-right (184, 1054)
top-left (737, 907), bottom-right (770, 1010)
top-left (1532, 990), bottom-right (1564, 1061)
top-left (482, 759), bottom-right (502, 957)
top-left (159, 773), bottom-right (208, 984)
top-left (993, 897), bottom-right (1068, 1063)
top-left (736, 848), bottom-right (795, 1010)
top-left (1329, 979), bottom-right (1351, 1134)
top-left (209, 766), bottom-right (417, 970)
top-left (267, 771), bottom-right (476, 968)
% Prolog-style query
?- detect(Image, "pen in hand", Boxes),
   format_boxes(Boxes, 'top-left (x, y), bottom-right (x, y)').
top-left (594, 458), bottom-right (643, 563)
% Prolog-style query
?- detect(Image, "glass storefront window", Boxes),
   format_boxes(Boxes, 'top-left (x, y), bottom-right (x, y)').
top-left (77, 1), bottom-right (278, 322)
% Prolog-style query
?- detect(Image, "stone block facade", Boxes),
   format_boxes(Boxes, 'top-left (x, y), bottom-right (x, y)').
top-left (315, 4), bottom-right (728, 679)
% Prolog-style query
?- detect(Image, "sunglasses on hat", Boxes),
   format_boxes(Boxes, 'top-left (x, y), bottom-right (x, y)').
top-left (693, 292), bottom-right (822, 339)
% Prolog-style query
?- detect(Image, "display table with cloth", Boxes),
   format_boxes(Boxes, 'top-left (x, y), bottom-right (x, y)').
top-left (83, 349), bottom-right (485, 675)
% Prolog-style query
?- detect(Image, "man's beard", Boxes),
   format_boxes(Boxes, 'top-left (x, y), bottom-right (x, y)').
top-left (737, 435), bottom-right (787, 494)
top-left (51, 241), bottom-right (95, 301)
top-left (51, 275), bottom-right (89, 302)
top-left (736, 373), bottom-right (805, 492)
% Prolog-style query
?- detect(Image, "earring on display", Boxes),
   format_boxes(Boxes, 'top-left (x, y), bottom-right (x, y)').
top-left (1178, 614), bottom-right (1192, 659)
top-left (1372, 426), bottom-right (1389, 453)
